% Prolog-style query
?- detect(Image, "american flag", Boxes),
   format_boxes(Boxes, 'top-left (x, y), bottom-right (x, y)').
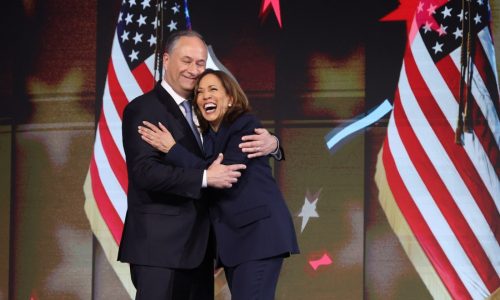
top-left (83, 0), bottom-right (190, 296)
top-left (376, 0), bottom-right (500, 298)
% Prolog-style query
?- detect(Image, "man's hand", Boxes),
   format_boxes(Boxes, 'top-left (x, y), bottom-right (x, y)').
top-left (239, 128), bottom-right (278, 158)
top-left (207, 153), bottom-right (246, 188)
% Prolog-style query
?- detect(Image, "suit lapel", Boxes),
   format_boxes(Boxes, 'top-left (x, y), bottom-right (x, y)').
top-left (154, 83), bottom-right (203, 156)
top-left (212, 122), bottom-right (231, 157)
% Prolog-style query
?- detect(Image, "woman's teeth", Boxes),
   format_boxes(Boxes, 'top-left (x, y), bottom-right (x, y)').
top-left (204, 103), bottom-right (217, 113)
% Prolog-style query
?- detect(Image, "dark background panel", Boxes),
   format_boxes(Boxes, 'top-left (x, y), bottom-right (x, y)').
top-left (0, 0), bottom-right (498, 299)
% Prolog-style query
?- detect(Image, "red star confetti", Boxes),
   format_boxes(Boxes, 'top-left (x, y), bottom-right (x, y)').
top-left (381, 0), bottom-right (448, 42)
top-left (259, 0), bottom-right (282, 28)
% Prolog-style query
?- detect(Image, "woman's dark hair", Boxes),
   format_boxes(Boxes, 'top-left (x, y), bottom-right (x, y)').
top-left (193, 69), bottom-right (251, 132)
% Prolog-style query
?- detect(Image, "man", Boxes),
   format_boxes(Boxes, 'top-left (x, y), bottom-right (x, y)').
top-left (118, 30), bottom-right (281, 299)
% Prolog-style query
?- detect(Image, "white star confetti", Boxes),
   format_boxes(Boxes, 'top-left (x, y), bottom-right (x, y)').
top-left (298, 189), bottom-right (321, 232)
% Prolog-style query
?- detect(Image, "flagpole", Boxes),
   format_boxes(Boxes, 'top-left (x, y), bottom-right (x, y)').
top-left (153, 0), bottom-right (164, 82)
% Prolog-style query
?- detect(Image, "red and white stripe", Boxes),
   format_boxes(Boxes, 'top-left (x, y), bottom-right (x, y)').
top-left (382, 24), bottom-right (500, 299)
top-left (89, 30), bottom-right (156, 244)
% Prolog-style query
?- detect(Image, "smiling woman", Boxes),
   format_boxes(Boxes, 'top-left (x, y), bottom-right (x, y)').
top-left (194, 69), bottom-right (250, 132)
top-left (195, 73), bottom-right (233, 131)
top-left (139, 68), bottom-right (299, 299)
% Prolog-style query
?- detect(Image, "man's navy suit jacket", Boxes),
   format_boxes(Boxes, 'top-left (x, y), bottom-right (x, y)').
top-left (118, 82), bottom-right (211, 269)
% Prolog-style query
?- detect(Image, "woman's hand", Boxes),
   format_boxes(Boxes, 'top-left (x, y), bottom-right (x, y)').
top-left (138, 121), bottom-right (176, 153)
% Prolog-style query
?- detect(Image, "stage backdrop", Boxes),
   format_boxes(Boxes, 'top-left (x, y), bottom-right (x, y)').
top-left (0, 0), bottom-right (498, 299)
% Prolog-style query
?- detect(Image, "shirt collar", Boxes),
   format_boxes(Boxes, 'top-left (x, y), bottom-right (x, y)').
top-left (161, 79), bottom-right (200, 127)
top-left (161, 79), bottom-right (186, 105)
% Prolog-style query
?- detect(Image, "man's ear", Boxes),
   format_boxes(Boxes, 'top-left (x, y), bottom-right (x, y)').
top-left (163, 53), bottom-right (169, 65)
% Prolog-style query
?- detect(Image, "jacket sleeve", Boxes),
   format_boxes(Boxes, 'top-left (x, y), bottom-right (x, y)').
top-left (122, 101), bottom-right (204, 199)
top-left (163, 143), bottom-right (209, 169)
top-left (270, 142), bottom-right (285, 161)
top-left (221, 115), bottom-right (262, 165)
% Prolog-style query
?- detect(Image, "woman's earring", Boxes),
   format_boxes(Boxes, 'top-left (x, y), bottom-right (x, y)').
top-left (228, 103), bottom-right (232, 107)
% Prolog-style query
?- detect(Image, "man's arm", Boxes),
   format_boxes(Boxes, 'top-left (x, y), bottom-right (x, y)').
top-left (216, 115), bottom-right (279, 165)
top-left (239, 128), bottom-right (284, 160)
top-left (164, 144), bottom-right (246, 189)
top-left (123, 103), bottom-right (205, 198)
top-left (137, 120), bottom-right (246, 189)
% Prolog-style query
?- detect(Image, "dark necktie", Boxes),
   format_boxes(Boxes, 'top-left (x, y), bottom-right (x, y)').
top-left (181, 100), bottom-right (203, 150)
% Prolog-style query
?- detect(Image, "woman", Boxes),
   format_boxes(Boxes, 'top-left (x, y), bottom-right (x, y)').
top-left (139, 69), bottom-right (299, 299)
